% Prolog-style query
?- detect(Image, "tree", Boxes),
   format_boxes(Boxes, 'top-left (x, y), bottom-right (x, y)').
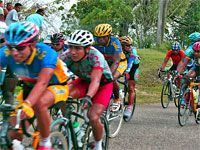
top-left (156, 0), bottom-right (168, 45)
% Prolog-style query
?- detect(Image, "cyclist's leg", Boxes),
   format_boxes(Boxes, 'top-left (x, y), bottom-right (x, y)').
top-left (124, 64), bottom-right (139, 117)
top-left (88, 82), bottom-right (112, 149)
top-left (34, 84), bottom-right (69, 148)
top-left (112, 61), bottom-right (127, 110)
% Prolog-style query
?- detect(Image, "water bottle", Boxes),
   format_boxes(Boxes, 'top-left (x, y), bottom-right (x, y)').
top-left (195, 89), bottom-right (199, 104)
top-left (73, 121), bottom-right (84, 147)
top-left (12, 139), bottom-right (24, 150)
top-left (119, 88), bottom-right (124, 100)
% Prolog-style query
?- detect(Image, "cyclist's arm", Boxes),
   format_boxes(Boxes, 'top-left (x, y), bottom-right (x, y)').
top-left (110, 53), bottom-right (120, 74)
top-left (125, 56), bottom-right (135, 73)
top-left (161, 58), bottom-right (169, 70)
top-left (177, 57), bottom-right (190, 73)
top-left (25, 68), bottom-right (54, 106)
top-left (86, 69), bottom-right (103, 98)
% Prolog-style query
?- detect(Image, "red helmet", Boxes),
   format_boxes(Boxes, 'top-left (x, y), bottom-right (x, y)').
top-left (192, 42), bottom-right (200, 51)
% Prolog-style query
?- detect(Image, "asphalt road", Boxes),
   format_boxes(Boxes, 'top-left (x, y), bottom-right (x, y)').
top-left (108, 103), bottom-right (200, 150)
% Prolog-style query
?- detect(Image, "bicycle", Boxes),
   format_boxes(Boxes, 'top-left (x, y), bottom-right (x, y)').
top-left (160, 70), bottom-right (180, 108)
top-left (50, 98), bottom-right (109, 150)
top-left (0, 104), bottom-right (68, 150)
top-left (178, 77), bottom-right (200, 126)
top-left (117, 75), bottom-right (136, 122)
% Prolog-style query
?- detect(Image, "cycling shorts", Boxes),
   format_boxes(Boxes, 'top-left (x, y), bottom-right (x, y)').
top-left (169, 64), bottom-right (177, 71)
top-left (117, 60), bottom-right (127, 75)
top-left (11, 83), bottom-right (69, 116)
top-left (70, 78), bottom-right (113, 107)
top-left (128, 64), bottom-right (139, 81)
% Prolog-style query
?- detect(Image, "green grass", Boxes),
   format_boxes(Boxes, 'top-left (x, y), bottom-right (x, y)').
top-left (136, 49), bottom-right (167, 104)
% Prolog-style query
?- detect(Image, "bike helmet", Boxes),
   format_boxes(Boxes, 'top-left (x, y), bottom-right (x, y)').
top-left (67, 30), bottom-right (94, 47)
top-left (192, 42), bottom-right (200, 51)
top-left (188, 32), bottom-right (200, 42)
top-left (0, 21), bottom-right (7, 39)
top-left (4, 21), bottom-right (39, 47)
top-left (94, 24), bottom-right (112, 37)
top-left (171, 42), bottom-right (181, 50)
top-left (119, 36), bottom-right (133, 45)
top-left (50, 33), bottom-right (66, 43)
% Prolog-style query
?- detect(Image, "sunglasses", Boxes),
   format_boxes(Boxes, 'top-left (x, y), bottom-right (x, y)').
top-left (123, 44), bottom-right (132, 47)
top-left (8, 43), bottom-right (32, 52)
top-left (194, 50), bottom-right (200, 53)
top-left (52, 43), bottom-right (60, 46)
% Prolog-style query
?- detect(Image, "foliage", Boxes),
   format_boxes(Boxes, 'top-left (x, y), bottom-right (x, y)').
top-left (60, 0), bottom-right (134, 36)
top-left (170, 0), bottom-right (200, 47)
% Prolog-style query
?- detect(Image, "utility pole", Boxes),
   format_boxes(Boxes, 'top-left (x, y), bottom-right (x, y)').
top-left (156, 0), bottom-right (168, 45)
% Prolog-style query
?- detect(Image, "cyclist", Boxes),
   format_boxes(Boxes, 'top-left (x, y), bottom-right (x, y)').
top-left (0, 21), bottom-right (18, 105)
top-left (61, 30), bottom-right (113, 150)
top-left (179, 32), bottom-right (200, 73)
top-left (0, 21), bottom-right (70, 150)
top-left (160, 42), bottom-right (184, 71)
top-left (93, 24), bottom-right (127, 111)
top-left (50, 32), bottom-right (69, 57)
top-left (119, 36), bottom-right (140, 118)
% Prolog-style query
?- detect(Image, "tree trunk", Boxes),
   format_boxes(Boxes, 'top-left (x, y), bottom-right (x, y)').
top-left (156, 0), bottom-right (168, 45)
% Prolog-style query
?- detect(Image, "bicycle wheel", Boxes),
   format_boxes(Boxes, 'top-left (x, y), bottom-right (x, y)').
top-left (123, 89), bottom-right (136, 122)
top-left (106, 97), bottom-right (124, 138)
top-left (50, 119), bottom-right (72, 149)
top-left (178, 88), bottom-right (192, 126)
top-left (50, 131), bottom-right (68, 150)
top-left (161, 80), bottom-right (171, 108)
top-left (83, 115), bottom-right (109, 150)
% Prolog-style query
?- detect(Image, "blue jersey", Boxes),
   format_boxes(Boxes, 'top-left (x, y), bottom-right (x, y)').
top-left (0, 43), bottom-right (70, 87)
top-left (93, 36), bottom-right (126, 66)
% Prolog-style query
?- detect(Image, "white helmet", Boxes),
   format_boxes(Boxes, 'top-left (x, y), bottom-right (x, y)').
top-left (67, 30), bottom-right (94, 47)
top-left (0, 22), bottom-right (7, 39)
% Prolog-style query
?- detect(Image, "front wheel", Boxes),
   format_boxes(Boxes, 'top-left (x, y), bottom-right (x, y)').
top-left (50, 119), bottom-right (71, 149)
top-left (178, 88), bottom-right (192, 126)
top-left (123, 91), bottom-right (136, 122)
top-left (106, 97), bottom-right (124, 138)
top-left (161, 80), bottom-right (171, 108)
top-left (50, 131), bottom-right (68, 150)
top-left (83, 115), bottom-right (109, 150)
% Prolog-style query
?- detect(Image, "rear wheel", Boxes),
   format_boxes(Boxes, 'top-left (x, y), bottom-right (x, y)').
top-left (83, 115), bottom-right (109, 150)
top-left (178, 88), bottom-right (192, 126)
top-left (106, 96), bottom-right (124, 138)
top-left (161, 80), bottom-right (171, 108)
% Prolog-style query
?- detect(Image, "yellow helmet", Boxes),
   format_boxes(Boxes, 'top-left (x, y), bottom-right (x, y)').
top-left (119, 36), bottom-right (133, 45)
top-left (94, 24), bottom-right (112, 37)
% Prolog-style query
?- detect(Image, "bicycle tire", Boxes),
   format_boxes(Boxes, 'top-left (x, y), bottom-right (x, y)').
top-left (176, 84), bottom-right (188, 108)
top-left (83, 115), bottom-right (109, 150)
top-left (50, 118), bottom-right (72, 149)
top-left (161, 80), bottom-right (171, 108)
top-left (178, 88), bottom-right (192, 126)
top-left (106, 97), bottom-right (124, 138)
top-left (123, 90), bottom-right (136, 122)
top-left (50, 131), bottom-right (68, 150)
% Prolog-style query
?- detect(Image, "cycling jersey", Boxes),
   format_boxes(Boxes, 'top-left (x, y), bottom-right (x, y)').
top-left (93, 36), bottom-right (126, 66)
top-left (0, 43), bottom-right (70, 87)
top-left (61, 46), bottom-right (113, 85)
top-left (165, 50), bottom-right (184, 65)
top-left (123, 46), bottom-right (140, 73)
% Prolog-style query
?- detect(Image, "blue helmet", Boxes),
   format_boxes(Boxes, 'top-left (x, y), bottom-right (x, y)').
top-left (4, 21), bottom-right (39, 47)
top-left (188, 32), bottom-right (200, 42)
top-left (171, 42), bottom-right (181, 50)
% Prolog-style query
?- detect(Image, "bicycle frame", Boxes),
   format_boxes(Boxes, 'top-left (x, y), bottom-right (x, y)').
top-left (0, 104), bottom-right (40, 149)
top-left (182, 79), bottom-right (200, 112)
